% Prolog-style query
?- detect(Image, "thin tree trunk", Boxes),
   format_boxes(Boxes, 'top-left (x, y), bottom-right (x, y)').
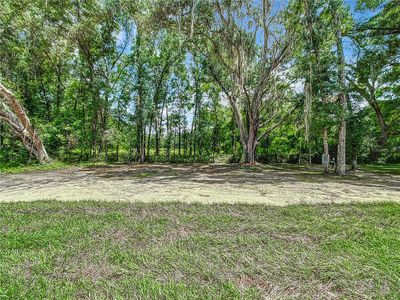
top-left (212, 97), bottom-right (219, 163)
top-left (323, 127), bottom-right (329, 175)
top-left (178, 122), bottom-right (182, 158)
top-left (135, 28), bottom-right (145, 163)
top-left (233, 133), bottom-right (236, 158)
top-left (156, 97), bottom-right (166, 159)
top-left (147, 113), bottom-right (154, 162)
top-left (116, 100), bottom-right (121, 162)
top-left (142, 126), bottom-right (146, 162)
top-left (190, 106), bottom-right (197, 160)
top-left (154, 114), bottom-right (158, 160)
top-left (191, 74), bottom-right (200, 160)
top-left (165, 103), bottom-right (170, 160)
top-left (0, 120), bottom-right (3, 147)
top-left (0, 83), bottom-right (50, 163)
top-left (55, 61), bottom-right (63, 111)
top-left (183, 127), bottom-right (188, 159)
top-left (334, 8), bottom-right (347, 176)
top-left (172, 130), bottom-right (176, 160)
top-left (336, 100), bottom-right (347, 175)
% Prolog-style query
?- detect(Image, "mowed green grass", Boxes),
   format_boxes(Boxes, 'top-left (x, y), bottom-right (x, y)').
top-left (360, 163), bottom-right (400, 176)
top-left (0, 201), bottom-right (399, 299)
top-left (0, 161), bottom-right (106, 174)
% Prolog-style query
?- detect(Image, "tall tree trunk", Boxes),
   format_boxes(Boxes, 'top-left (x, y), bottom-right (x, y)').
top-left (0, 120), bottom-right (3, 147)
top-left (55, 61), bottom-right (63, 112)
top-left (243, 97), bottom-right (259, 164)
top-left (141, 126), bottom-right (146, 162)
top-left (116, 100), bottom-right (121, 162)
top-left (154, 114), bottom-right (159, 160)
top-left (212, 101), bottom-right (218, 163)
top-left (334, 9), bottom-right (347, 176)
top-left (183, 127), bottom-right (188, 159)
top-left (80, 91), bottom-right (87, 160)
top-left (172, 130), bottom-right (176, 160)
top-left (178, 121), bottom-right (182, 158)
top-left (323, 127), bottom-right (330, 175)
top-left (135, 28), bottom-right (145, 163)
top-left (304, 0), bottom-right (313, 166)
top-left (231, 113), bottom-right (236, 159)
top-left (336, 95), bottom-right (347, 175)
top-left (191, 73), bottom-right (201, 161)
top-left (156, 96), bottom-right (166, 160)
top-left (190, 105), bottom-right (197, 160)
top-left (147, 113), bottom-right (154, 162)
top-left (0, 83), bottom-right (50, 163)
top-left (91, 112), bottom-right (98, 158)
top-left (165, 103), bottom-right (170, 160)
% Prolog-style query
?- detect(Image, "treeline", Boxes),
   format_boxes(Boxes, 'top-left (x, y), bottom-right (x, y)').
top-left (0, 0), bottom-right (399, 174)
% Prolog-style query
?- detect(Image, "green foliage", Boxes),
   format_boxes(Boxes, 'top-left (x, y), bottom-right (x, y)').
top-left (0, 0), bottom-right (399, 166)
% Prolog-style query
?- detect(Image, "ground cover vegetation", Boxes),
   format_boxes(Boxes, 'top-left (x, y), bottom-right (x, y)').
top-left (0, 200), bottom-right (399, 299)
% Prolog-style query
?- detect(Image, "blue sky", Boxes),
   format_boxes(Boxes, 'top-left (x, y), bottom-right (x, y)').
top-left (344, 0), bottom-right (381, 62)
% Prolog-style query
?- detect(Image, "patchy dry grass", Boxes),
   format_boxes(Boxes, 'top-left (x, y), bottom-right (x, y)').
top-left (1, 164), bottom-right (400, 205)
top-left (0, 201), bottom-right (399, 299)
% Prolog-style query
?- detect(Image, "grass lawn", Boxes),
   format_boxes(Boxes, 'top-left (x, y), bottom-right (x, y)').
top-left (360, 163), bottom-right (400, 176)
top-left (0, 201), bottom-right (399, 299)
top-left (0, 161), bottom-right (108, 174)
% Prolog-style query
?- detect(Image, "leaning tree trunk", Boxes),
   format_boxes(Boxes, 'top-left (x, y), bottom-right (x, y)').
top-left (0, 83), bottom-right (50, 163)
top-left (369, 96), bottom-right (388, 146)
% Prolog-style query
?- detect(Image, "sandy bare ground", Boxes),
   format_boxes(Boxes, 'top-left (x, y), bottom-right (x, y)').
top-left (1, 164), bottom-right (400, 205)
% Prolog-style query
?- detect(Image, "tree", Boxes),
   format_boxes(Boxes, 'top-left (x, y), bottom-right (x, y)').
top-left (155, 0), bottom-right (298, 163)
top-left (356, 0), bottom-right (400, 36)
top-left (0, 0), bottom-right (399, 167)
top-left (331, 0), bottom-right (351, 175)
top-left (350, 0), bottom-right (400, 146)
top-left (0, 83), bottom-right (50, 163)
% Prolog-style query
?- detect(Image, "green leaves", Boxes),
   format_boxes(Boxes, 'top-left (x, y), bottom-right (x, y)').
top-left (0, 0), bottom-right (399, 164)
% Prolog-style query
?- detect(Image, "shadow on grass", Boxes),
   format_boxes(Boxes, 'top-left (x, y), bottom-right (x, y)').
top-left (77, 163), bottom-right (400, 192)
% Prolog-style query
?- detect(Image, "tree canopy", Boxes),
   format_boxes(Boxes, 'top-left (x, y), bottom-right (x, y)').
top-left (0, 0), bottom-right (399, 172)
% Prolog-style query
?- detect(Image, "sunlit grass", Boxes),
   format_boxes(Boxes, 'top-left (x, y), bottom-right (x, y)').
top-left (0, 161), bottom-right (108, 174)
top-left (0, 201), bottom-right (399, 299)
top-left (361, 163), bottom-right (400, 175)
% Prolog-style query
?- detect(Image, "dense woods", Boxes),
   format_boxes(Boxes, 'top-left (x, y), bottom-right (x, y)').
top-left (0, 0), bottom-right (399, 174)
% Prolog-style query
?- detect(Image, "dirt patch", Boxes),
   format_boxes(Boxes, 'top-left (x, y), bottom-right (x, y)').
top-left (1, 164), bottom-right (399, 205)
top-left (237, 274), bottom-right (278, 295)
top-left (52, 250), bottom-right (119, 282)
